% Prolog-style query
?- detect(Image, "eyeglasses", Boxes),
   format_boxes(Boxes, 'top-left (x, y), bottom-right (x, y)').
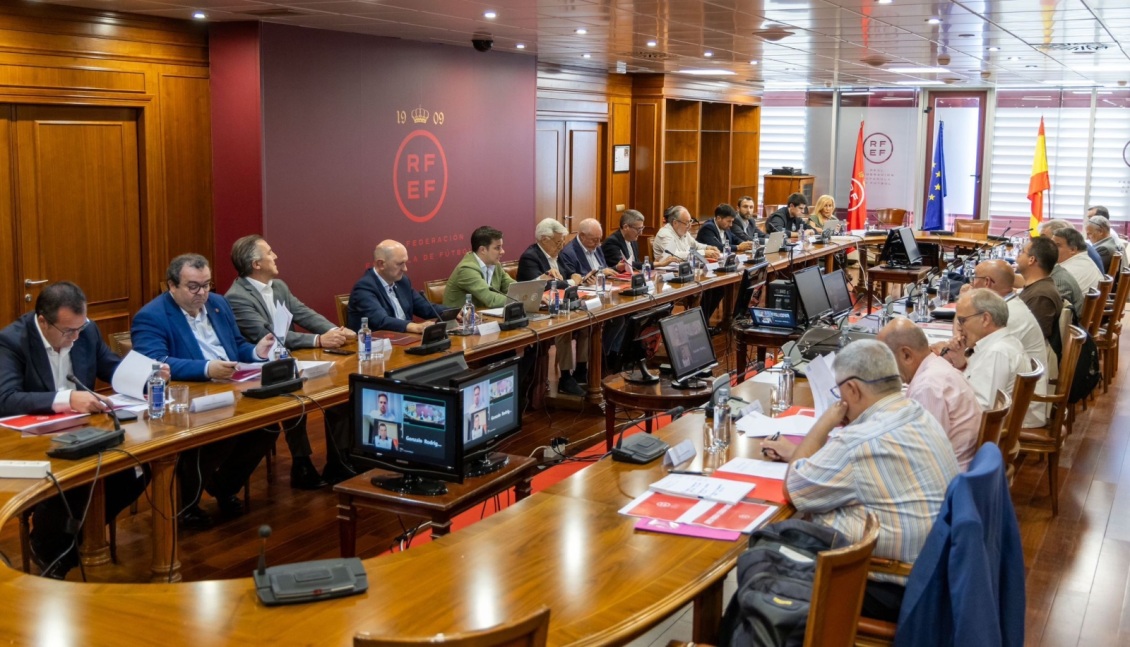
top-left (971, 274), bottom-right (995, 286)
top-left (182, 281), bottom-right (213, 294)
top-left (674, 219), bottom-right (692, 228)
top-left (830, 375), bottom-right (899, 399)
top-left (955, 311), bottom-right (984, 327)
top-left (628, 224), bottom-right (645, 232)
top-left (48, 319), bottom-right (89, 339)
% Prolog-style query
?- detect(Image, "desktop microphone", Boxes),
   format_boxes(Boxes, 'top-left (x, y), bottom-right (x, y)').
top-left (489, 286), bottom-right (520, 303)
top-left (418, 290), bottom-right (453, 322)
top-left (67, 374), bottom-right (123, 432)
top-left (257, 525), bottom-right (271, 576)
top-left (611, 406), bottom-right (683, 464)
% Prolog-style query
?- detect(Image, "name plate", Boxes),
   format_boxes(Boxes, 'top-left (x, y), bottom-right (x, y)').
top-left (477, 321), bottom-right (501, 336)
top-left (663, 439), bottom-right (697, 468)
top-left (190, 391), bottom-right (235, 413)
top-left (583, 297), bottom-right (603, 311)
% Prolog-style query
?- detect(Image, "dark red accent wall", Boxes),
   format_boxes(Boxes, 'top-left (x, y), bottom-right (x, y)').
top-left (259, 24), bottom-right (537, 319)
top-left (209, 22), bottom-right (264, 291)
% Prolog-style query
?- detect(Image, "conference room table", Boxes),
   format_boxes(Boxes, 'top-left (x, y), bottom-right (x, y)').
top-left (0, 376), bottom-right (806, 645)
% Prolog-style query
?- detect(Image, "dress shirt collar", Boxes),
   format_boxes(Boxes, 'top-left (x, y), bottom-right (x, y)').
top-left (33, 315), bottom-right (73, 394)
top-left (34, 314), bottom-right (57, 353)
top-left (846, 393), bottom-right (903, 430)
top-left (973, 327), bottom-right (1011, 353)
top-left (474, 253), bottom-right (494, 282)
top-left (375, 272), bottom-right (395, 292)
top-left (245, 276), bottom-right (272, 293)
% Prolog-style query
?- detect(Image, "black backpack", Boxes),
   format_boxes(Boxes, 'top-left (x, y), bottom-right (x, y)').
top-left (1068, 331), bottom-right (1101, 404)
top-left (719, 519), bottom-right (850, 647)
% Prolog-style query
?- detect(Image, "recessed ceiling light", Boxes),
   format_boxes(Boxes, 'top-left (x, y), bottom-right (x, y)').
top-left (647, 40), bottom-right (657, 47)
top-left (483, 10), bottom-right (496, 19)
top-left (516, 43), bottom-right (526, 50)
top-left (887, 66), bottom-right (950, 73)
top-left (192, 11), bottom-right (206, 19)
top-left (1008, 56), bottom-right (1020, 61)
top-left (842, 91), bottom-right (875, 96)
top-left (750, 60), bottom-right (759, 65)
top-left (704, 51), bottom-right (714, 57)
top-left (678, 69), bottom-right (735, 76)
top-left (926, 18), bottom-right (942, 25)
top-left (876, 0), bottom-right (893, 4)
top-left (1025, 64), bottom-right (1037, 68)
top-left (582, 53), bottom-right (591, 58)
top-left (575, 28), bottom-right (587, 35)
top-left (987, 46), bottom-right (1000, 52)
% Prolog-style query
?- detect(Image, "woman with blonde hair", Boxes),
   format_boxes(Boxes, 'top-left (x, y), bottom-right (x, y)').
top-left (809, 194), bottom-right (836, 232)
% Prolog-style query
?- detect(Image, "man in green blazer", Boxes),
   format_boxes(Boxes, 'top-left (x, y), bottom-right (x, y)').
top-left (443, 226), bottom-right (515, 308)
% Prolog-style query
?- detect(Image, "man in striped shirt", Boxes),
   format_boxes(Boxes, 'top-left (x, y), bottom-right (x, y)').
top-left (761, 340), bottom-right (959, 622)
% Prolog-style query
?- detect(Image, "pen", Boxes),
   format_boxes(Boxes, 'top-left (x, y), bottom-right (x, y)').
top-left (667, 470), bottom-right (703, 475)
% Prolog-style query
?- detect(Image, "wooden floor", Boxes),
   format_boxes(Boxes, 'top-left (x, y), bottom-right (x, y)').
top-left (2, 304), bottom-right (1127, 647)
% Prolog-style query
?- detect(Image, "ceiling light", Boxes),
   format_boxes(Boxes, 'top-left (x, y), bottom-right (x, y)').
top-left (880, 96), bottom-right (915, 101)
top-left (988, 46), bottom-right (1000, 52)
top-left (895, 80), bottom-right (944, 85)
top-left (678, 69), bottom-right (736, 76)
top-left (192, 11), bottom-right (206, 19)
top-left (887, 66), bottom-right (949, 73)
top-left (704, 51), bottom-right (714, 57)
top-left (647, 40), bottom-right (657, 47)
top-left (926, 18), bottom-right (942, 25)
top-left (483, 11), bottom-right (496, 19)
top-left (1007, 56), bottom-right (1020, 61)
top-left (582, 53), bottom-right (591, 58)
top-left (765, 81), bottom-right (809, 88)
top-left (575, 28), bottom-right (587, 35)
top-left (842, 91), bottom-right (875, 96)
top-left (750, 60), bottom-right (759, 65)
top-left (876, 0), bottom-right (893, 4)
top-left (516, 43), bottom-right (526, 50)
top-left (1025, 65), bottom-right (1037, 69)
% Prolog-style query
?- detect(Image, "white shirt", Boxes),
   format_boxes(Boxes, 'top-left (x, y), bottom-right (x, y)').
top-left (536, 244), bottom-right (575, 286)
top-left (583, 244), bottom-right (604, 271)
top-left (182, 308), bottom-right (229, 362)
top-left (34, 319), bottom-right (75, 412)
top-left (245, 277), bottom-right (276, 320)
top-left (1005, 293), bottom-right (1049, 423)
top-left (652, 223), bottom-right (708, 263)
top-left (1060, 252), bottom-right (1103, 293)
top-left (964, 327), bottom-right (1045, 430)
top-left (474, 253), bottom-right (494, 286)
top-left (376, 272), bottom-right (406, 320)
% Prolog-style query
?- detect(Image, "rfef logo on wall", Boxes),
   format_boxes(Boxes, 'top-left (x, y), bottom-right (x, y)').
top-left (1123, 140), bottom-right (1130, 168)
top-left (393, 106), bottom-right (448, 223)
top-left (864, 132), bottom-right (893, 164)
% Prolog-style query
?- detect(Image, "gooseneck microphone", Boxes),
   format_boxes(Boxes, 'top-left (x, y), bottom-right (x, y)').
top-left (257, 525), bottom-right (272, 576)
top-left (67, 374), bottom-right (122, 432)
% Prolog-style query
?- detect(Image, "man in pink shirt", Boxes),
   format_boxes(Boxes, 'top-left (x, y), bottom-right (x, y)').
top-left (878, 318), bottom-right (982, 470)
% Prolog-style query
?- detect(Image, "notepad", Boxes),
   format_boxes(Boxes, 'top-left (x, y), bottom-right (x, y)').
top-left (648, 474), bottom-right (754, 505)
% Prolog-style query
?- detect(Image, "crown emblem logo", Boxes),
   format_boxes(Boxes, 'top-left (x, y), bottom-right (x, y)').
top-left (411, 106), bottom-right (430, 124)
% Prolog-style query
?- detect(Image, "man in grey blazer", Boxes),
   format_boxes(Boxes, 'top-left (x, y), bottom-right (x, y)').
top-left (225, 235), bottom-right (357, 488)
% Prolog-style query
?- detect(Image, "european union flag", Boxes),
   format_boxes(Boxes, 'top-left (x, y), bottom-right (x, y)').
top-left (923, 121), bottom-right (947, 231)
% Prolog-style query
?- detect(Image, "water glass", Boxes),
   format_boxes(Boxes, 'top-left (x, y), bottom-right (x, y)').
top-left (168, 384), bottom-right (190, 413)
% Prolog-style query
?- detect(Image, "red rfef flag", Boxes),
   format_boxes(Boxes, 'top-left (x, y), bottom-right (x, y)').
top-left (1028, 117), bottom-right (1050, 236)
top-left (848, 122), bottom-right (867, 231)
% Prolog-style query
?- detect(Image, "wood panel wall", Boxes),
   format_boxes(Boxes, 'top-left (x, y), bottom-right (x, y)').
top-left (0, 2), bottom-right (211, 325)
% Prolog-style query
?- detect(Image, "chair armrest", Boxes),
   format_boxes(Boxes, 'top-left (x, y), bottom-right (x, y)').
top-left (868, 557), bottom-right (913, 577)
top-left (1031, 392), bottom-right (1066, 405)
top-left (856, 617), bottom-right (898, 641)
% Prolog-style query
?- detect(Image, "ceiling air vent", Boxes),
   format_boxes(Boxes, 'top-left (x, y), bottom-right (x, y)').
top-left (1041, 42), bottom-right (1109, 52)
top-left (627, 50), bottom-right (671, 60)
top-left (752, 24), bottom-right (795, 42)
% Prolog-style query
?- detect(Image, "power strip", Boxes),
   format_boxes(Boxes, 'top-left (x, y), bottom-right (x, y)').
top-left (0, 460), bottom-right (52, 479)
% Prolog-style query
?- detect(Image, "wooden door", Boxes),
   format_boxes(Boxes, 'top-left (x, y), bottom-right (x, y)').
top-left (535, 120), bottom-right (603, 233)
top-left (14, 105), bottom-right (143, 340)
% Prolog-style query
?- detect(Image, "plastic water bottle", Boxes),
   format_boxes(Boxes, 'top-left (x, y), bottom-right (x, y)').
top-left (713, 385), bottom-right (731, 450)
top-left (358, 317), bottom-right (372, 362)
top-left (596, 271), bottom-right (606, 294)
top-left (148, 363), bottom-right (165, 420)
top-left (938, 275), bottom-right (952, 305)
top-left (839, 326), bottom-right (850, 349)
top-left (460, 294), bottom-right (477, 335)
top-left (722, 238), bottom-right (731, 258)
top-left (642, 256), bottom-right (653, 283)
top-left (548, 279), bottom-right (560, 316)
top-left (776, 357), bottom-right (795, 413)
top-left (915, 283), bottom-right (930, 322)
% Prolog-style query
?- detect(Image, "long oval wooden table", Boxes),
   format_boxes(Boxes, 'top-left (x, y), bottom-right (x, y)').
top-left (0, 379), bottom-right (793, 646)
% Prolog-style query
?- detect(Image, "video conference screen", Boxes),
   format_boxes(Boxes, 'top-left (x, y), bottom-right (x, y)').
top-left (352, 378), bottom-right (459, 472)
top-left (659, 307), bottom-right (716, 380)
top-left (459, 359), bottom-right (520, 451)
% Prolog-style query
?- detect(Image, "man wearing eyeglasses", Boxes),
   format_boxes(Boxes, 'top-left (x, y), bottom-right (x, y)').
top-left (0, 282), bottom-right (156, 578)
top-left (651, 205), bottom-right (720, 265)
top-left (601, 210), bottom-right (647, 272)
top-left (132, 254), bottom-right (277, 528)
top-left (760, 340), bottom-right (958, 621)
top-left (559, 218), bottom-right (630, 366)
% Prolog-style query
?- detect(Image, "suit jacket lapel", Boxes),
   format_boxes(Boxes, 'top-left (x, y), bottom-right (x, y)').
top-left (22, 316), bottom-right (55, 391)
top-left (239, 278), bottom-right (272, 320)
top-left (164, 294), bottom-right (205, 360)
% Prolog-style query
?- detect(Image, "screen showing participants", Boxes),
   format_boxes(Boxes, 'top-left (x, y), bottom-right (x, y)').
top-left (462, 370), bottom-right (517, 447)
top-left (361, 388), bottom-right (448, 461)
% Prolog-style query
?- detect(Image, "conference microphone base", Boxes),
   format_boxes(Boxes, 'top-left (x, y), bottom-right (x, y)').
top-left (254, 558), bottom-right (368, 606)
top-left (611, 434), bottom-right (669, 464)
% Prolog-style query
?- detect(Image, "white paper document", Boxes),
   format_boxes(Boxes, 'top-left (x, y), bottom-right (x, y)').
top-left (735, 411), bottom-right (818, 438)
top-left (111, 350), bottom-right (160, 401)
top-left (108, 393), bottom-right (148, 412)
top-left (648, 474), bottom-right (755, 505)
top-left (272, 301), bottom-right (293, 345)
top-left (297, 360), bottom-right (333, 378)
top-left (717, 457), bottom-right (789, 480)
top-left (805, 352), bottom-right (837, 416)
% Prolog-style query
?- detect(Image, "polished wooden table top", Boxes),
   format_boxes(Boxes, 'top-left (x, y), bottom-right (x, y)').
top-left (0, 380), bottom-right (792, 646)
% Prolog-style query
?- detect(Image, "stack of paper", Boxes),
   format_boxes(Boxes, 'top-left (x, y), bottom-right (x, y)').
top-left (735, 411), bottom-right (817, 438)
top-left (648, 473), bottom-right (754, 504)
top-left (713, 458), bottom-right (790, 504)
top-left (621, 490), bottom-right (778, 535)
top-left (804, 352), bottom-right (837, 416)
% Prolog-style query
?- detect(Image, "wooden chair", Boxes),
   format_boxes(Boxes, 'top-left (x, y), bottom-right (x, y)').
top-left (1018, 326), bottom-right (1085, 516)
top-left (667, 513), bottom-right (879, 647)
top-left (335, 294), bottom-right (350, 327)
top-left (872, 208), bottom-right (907, 230)
top-left (502, 260), bottom-right (519, 280)
top-left (977, 388), bottom-right (1011, 448)
top-left (1000, 358), bottom-right (1044, 485)
top-left (109, 331), bottom-right (133, 356)
top-left (354, 606), bottom-right (549, 647)
top-left (425, 279), bottom-right (447, 305)
top-left (953, 218), bottom-right (990, 240)
top-left (1085, 277), bottom-right (1113, 339)
top-left (1107, 250), bottom-right (1122, 278)
top-left (1078, 287), bottom-right (1102, 342)
top-left (1096, 266), bottom-right (1130, 392)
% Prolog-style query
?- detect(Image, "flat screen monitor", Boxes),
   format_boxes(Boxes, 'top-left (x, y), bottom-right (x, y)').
top-left (898, 227), bottom-right (923, 265)
top-left (880, 226), bottom-right (923, 267)
top-left (793, 265), bottom-right (832, 325)
top-left (659, 307), bottom-right (717, 389)
top-left (349, 374), bottom-right (462, 496)
top-left (620, 302), bottom-right (674, 384)
top-left (384, 352), bottom-right (468, 386)
top-left (821, 269), bottom-right (853, 318)
top-left (451, 356), bottom-right (522, 476)
top-left (732, 261), bottom-right (769, 321)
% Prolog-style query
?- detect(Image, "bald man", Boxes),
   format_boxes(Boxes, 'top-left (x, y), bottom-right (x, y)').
top-left (971, 260), bottom-right (1047, 370)
top-left (348, 240), bottom-right (440, 332)
top-left (559, 218), bottom-right (620, 285)
top-left (878, 319), bottom-right (981, 470)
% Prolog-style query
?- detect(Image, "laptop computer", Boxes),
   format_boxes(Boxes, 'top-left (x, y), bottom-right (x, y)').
top-left (763, 231), bottom-right (786, 254)
top-left (746, 307), bottom-right (797, 334)
top-left (822, 218), bottom-right (843, 235)
top-left (479, 280), bottom-right (550, 321)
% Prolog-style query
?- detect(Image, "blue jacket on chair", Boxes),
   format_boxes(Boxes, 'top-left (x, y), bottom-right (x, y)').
top-left (893, 443), bottom-right (1025, 647)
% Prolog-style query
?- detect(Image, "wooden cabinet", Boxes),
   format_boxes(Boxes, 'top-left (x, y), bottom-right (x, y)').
top-left (763, 175), bottom-right (815, 210)
top-left (631, 76), bottom-right (760, 229)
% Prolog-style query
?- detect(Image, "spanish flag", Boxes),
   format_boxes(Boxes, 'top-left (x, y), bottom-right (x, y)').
top-left (1028, 117), bottom-right (1050, 235)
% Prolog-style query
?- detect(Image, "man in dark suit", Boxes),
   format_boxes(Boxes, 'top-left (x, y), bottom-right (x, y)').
top-left (349, 240), bottom-right (441, 332)
top-left (733, 195), bottom-right (764, 243)
top-left (766, 192), bottom-right (814, 235)
top-left (0, 282), bottom-right (153, 578)
top-left (696, 204), bottom-right (755, 253)
top-left (226, 235), bottom-right (357, 488)
top-left (132, 254), bottom-right (277, 529)
top-left (517, 218), bottom-right (589, 396)
top-left (560, 218), bottom-right (627, 362)
top-left (602, 210), bottom-right (645, 271)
